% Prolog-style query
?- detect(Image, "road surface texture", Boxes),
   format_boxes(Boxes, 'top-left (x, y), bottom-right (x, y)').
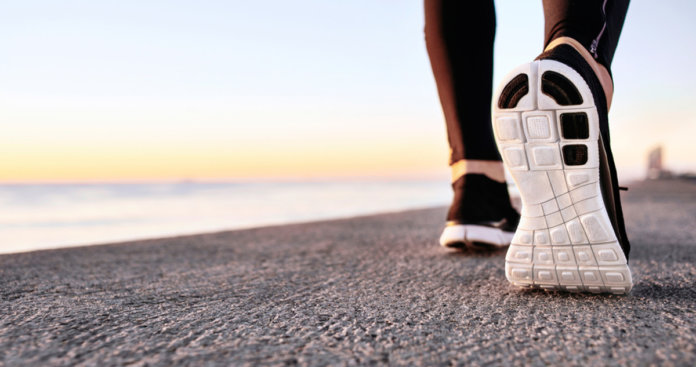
top-left (1, 179), bottom-right (695, 366)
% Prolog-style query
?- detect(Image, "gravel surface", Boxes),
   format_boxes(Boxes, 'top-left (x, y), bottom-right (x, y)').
top-left (1, 179), bottom-right (695, 366)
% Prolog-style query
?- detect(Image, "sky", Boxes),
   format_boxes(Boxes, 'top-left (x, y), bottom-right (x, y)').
top-left (1, 0), bottom-right (695, 182)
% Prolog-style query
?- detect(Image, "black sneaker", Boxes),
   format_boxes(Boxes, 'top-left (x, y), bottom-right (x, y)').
top-left (440, 173), bottom-right (520, 250)
top-left (492, 44), bottom-right (632, 294)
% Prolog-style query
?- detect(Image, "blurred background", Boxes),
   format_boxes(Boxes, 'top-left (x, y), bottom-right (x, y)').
top-left (1, 0), bottom-right (695, 253)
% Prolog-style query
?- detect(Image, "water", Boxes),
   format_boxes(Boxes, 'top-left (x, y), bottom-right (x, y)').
top-left (0, 180), bottom-right (452, 254)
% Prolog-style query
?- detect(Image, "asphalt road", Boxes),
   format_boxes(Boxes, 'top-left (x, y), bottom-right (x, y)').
top-left (1, 179), bottom-right (695, 366)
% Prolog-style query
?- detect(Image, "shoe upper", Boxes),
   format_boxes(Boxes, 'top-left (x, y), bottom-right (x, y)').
top-left (447, 173), bottom-right (520, 232)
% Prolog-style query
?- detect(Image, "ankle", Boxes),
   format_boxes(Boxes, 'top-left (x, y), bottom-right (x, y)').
top-left (544, 37), bottom-right (614, 110)
top-left (450, 159), bottom-right (505, 184)
top-left (447, 174), bottom-right (516, 223)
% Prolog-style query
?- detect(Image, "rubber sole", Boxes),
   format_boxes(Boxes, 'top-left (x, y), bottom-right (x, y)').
top-left (492, 60), bottom-right (633, 294)
top-left (440, 224), bottom-right (514, 250)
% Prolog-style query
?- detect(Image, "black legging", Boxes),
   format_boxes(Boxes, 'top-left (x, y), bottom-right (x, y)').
top-left (425, 0), bottom-right (630, 165)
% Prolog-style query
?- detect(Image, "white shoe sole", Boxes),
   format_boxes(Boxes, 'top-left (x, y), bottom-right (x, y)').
top-left (492, 60), bottom-right (633, 294)
top-left (440, 224), bottom-right (513, 249)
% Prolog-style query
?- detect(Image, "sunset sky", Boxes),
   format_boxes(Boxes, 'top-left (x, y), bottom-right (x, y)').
top-left (1, 0), bottom-right (695, 182)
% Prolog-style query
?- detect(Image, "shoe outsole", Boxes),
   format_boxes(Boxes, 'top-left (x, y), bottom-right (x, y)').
top-left (440, 224), bottom-right (514, 250)
top-left (492, 60), bottom-right (633, 294)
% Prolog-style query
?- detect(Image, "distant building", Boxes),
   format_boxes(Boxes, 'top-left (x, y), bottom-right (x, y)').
top-left (646, 146), bottom-right (672, 179)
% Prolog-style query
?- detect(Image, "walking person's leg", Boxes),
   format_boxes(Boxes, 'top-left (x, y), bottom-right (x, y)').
top-left (542, 0), bottom-right (630, 109)
top-left (493, 0), bottom-right (633, 293)
top-left (424, 0), bottom-right (520, 250)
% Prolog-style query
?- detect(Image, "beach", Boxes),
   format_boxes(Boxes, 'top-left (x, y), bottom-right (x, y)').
top-left (1, 178), bottom-right (695, 365)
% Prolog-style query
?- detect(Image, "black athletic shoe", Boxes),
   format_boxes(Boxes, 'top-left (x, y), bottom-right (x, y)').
top-left (492, 44), bottom-right (632, 294)
top-left (440, 173), bottom-right (520, 250)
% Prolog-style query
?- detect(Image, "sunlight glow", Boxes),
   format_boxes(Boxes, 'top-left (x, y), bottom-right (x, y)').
top-left (1, 1), bottom-right (694, 182)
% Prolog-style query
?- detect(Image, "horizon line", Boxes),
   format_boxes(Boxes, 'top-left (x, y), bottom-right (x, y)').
top-left (0, 174), bottom-right (453, 186)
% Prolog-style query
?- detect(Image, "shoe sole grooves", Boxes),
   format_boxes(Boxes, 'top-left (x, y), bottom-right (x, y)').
top-left (498, 74), bottom-right (529, 109)
top-left (560, 112), bottom-right (590, 139)
top-left (563, 145), bottom-right (589, 166)
top-left (493, 60), bottom-right (633, 294)
top-left (541, 71), bottom-right (583, 106)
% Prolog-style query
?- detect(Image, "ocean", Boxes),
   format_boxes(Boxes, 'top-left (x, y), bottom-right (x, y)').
top-left (0, 180), bottom-right (454, 254)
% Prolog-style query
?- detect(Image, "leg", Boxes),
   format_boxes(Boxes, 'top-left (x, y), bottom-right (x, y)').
top-left (493, 1), bottom-right (633, 293)
top-left (424, 0), bottom-right (519, 249)
top-left (424, 0), bottom-right (499, 165)
top-left (542, 0), bottom-right (630, 109)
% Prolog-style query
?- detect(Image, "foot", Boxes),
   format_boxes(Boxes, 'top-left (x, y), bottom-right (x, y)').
top-left (492, 44), bottom-right (632, 294)
top-left (544, 37), bottom-right (615, 109)
top-left (440, 173), bottom-right (520, 250)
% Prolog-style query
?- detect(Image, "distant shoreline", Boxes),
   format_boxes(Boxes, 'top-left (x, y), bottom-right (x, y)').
top-left (0, 205), bottom-right (448, 257)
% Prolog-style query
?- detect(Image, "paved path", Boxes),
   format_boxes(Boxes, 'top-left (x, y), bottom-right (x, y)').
top-left (1, 179), bottom-right (695, 366)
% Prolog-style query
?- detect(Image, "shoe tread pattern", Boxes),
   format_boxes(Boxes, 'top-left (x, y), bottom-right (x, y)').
top-left (493, 60), bottom-right (632, 294)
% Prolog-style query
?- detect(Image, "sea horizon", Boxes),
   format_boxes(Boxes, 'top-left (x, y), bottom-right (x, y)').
top-left (0, 179), bottom-right (458, 255)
